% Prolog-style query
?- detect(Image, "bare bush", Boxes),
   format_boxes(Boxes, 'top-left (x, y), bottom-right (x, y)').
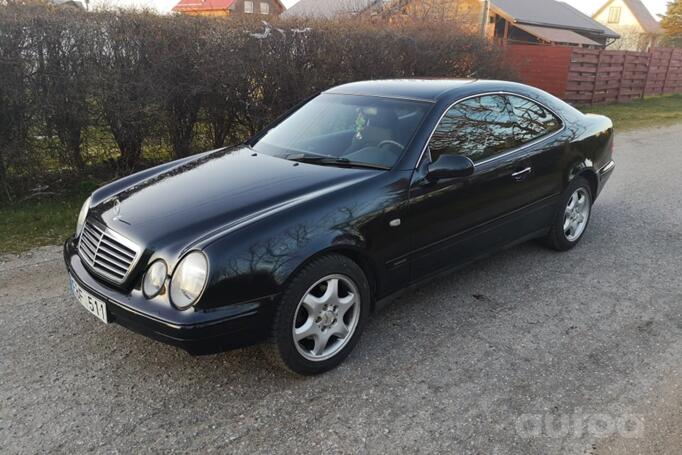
top-left (0, 5), bottom-right (512, 201)
top-left (93, 12), bottom-right (160, 170)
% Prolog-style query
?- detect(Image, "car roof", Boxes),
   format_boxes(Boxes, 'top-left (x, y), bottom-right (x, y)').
top-left (324, 79), bottom-right (537, 103)
top-left (323, 79), bottom-right (582, 128)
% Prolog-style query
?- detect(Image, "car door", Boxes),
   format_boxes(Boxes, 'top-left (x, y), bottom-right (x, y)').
top-left (406, 94), bottom-right (562, 282)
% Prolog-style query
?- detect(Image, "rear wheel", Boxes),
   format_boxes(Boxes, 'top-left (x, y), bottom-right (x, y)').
top-left (263, 254), bottom-right (370, 375)
top-left (543, 176), bottom-right (593, 251)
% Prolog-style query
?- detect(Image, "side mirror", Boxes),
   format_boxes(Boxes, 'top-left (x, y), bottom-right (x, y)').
top-left (427, 154), bottom-right (475, 182)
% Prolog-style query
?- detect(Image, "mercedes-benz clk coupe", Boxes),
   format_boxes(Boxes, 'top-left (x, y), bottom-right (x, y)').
top-left (65, 80), bottom-right (615, 375)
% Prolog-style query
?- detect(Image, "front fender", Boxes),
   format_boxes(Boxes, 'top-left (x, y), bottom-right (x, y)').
top-left (200, 223), bottom-right (367, 311)
top-left (197, 171), bottom-right (411, 311)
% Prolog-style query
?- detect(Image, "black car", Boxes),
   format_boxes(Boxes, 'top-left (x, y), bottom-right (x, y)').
top-left (64, 79), bottom-right (615, 375)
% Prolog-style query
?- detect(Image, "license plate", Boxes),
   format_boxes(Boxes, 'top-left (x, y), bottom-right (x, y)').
top-left (70, 275), bottom-right (109, 324)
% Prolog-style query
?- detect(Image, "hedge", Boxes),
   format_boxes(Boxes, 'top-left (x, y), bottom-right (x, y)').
top-left (0, 5), bottom-right (514, 201)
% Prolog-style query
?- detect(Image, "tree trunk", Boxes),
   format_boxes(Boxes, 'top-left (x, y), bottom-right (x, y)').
top-left (118, 140), bottom-right (143, 171)
top-left (0, 157), bottom-right (11, 203)
top-left (168, 97), bottom-right (200, 159)
top-left (211, 116), bottom-right (228, 149)
top-left (61, 127), bottom-right (84, 170)
top-left (71, 137), bottom-right (84, 171)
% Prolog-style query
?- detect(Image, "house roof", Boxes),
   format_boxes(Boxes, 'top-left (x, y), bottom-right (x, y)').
top-left (514, 24), bottom-right (602, 46)
top-left (50, 0), bottom-right (86, 8)
top-left (282, 0), bottom-right (382, 18)
top-left (492, 0), bottom-right (620, 39)
top-left (593, 0), bottom-right (662, 35)
top-left (172, 0), bottom-right (236, 12)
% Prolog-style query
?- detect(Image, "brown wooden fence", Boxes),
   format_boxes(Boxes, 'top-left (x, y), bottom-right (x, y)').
top-left (646, 48), bottom-right (682, 96)
top-left (506, 44), bottom-right (682, 105)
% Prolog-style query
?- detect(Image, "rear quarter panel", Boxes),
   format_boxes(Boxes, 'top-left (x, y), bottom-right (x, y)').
top-left (521, 83), bottom-right (614, 197)
top-left (563, 112), bottom-right (614, 197)
top-left (517, 86), bottom-right (614, 196)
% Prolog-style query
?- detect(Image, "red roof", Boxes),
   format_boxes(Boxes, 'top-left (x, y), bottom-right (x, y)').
top-left (172, 0), bottom-right (235, 12)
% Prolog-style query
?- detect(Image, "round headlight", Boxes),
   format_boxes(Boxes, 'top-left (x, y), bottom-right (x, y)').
top-left (76, 196), bottom-right (92, 237)
top-left (143, 260), bottom-right (168, 299)
top-left (169, 252), bottom-right (208, 310)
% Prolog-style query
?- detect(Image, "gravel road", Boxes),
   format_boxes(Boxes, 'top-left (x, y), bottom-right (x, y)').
top-left (1, 125), bottom-right (681, 454)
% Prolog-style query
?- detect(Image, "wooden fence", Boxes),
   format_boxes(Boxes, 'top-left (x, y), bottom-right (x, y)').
top-left (506, 44), bottom-right (682, 105)
top-left (646, 48), bottom-right (682, 96)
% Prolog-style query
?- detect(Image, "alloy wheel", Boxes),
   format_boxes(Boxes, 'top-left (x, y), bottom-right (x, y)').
top-left (292, 274), bottom-right (361, 362)
top-left (563, 187), bottom-right (591, 242)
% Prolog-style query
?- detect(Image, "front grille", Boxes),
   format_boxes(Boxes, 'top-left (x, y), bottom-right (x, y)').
top-left (78, 221), bottom-right (142, 284)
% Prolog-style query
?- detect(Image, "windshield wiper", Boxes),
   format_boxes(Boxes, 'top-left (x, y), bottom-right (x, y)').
top-left (286, 153), bottom-right (389, 171)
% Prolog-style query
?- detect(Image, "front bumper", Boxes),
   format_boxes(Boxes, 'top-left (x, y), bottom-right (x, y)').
top-left (64, 238), bottom-right (276, 354)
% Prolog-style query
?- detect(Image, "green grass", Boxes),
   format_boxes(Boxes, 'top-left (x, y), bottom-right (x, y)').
top-left (580, 94), bottom-right (682, 131)
top-left (0, 193), bottom-right (87, 255)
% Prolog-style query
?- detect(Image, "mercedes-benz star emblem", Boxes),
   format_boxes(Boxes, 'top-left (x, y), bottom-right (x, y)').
top-left (112, 199), bottom-right (121, 221)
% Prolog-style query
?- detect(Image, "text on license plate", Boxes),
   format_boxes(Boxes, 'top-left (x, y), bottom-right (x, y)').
top-left (70, 275), bottom-right (109, 324)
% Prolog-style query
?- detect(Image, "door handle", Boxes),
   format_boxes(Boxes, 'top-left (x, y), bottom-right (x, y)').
top-left (511, 167), bottom-right (532, 181)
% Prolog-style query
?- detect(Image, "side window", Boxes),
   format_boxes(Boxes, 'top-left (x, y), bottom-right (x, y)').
top-left (428, 95), bottom-right (516, 163)
top-left (506, 95), bottom-right (562, 145)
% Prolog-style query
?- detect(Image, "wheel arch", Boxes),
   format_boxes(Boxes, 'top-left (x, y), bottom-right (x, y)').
top-left (566, 158), bottom-right (599, 200)
top-left (574, 168), bottom-right (599, 199)
top-left (283, 245), bottom-right (381, 311)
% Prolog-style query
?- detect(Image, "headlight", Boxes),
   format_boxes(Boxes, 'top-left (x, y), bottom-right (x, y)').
top-left (76, 196), bottom-right (92, 237)
top-left (143, 260), bottom-right (168, 299)
top-left (169, 251), bottom-right (208, 310)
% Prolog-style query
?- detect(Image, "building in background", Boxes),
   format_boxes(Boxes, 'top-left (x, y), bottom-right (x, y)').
top-left (487, 0), bottom-right (619, 48)
top-left (592, 0), bottom-right (662, 51)
top-left (378, 0), bottom-right (484, 31)
top-left (281, 0), bottom-right (385, 19)
top-left (283, 0), bottom-right (481, 25)
top-left (172, 0), bottom-right (285, 17)
top-left (284, 0), bottom-right (620, 49)
top-left (50, 0), bottom-right (88, 9)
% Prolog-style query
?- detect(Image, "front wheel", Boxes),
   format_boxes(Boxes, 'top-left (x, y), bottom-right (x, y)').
top-left (543, 177), bottom-right (593, 251)
top-left (263, 254), bottom-right (370, 375)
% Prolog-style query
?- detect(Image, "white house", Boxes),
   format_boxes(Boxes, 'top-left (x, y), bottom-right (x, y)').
top-left (593, 0), bottom-right (663, 51)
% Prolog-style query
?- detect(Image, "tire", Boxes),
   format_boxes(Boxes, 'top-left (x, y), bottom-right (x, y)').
top-left (263, 254), bottom-right (371, 375)
top-left (543, 176), bottom-right (593, 251)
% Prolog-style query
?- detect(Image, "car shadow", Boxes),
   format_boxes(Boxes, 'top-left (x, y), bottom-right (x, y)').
top-left (89, 234), bottom-right (585, 386)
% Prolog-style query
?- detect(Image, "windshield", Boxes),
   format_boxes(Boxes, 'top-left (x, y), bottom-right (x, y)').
top-left (252, 94), bottom-right (431, 169)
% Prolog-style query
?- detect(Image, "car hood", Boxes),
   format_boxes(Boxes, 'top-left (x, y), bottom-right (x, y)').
top-left (89, 147), bottom-right (378, 250)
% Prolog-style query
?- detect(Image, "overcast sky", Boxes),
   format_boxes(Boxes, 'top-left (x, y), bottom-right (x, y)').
top-left (91, 0), bottom-right (670, 19)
